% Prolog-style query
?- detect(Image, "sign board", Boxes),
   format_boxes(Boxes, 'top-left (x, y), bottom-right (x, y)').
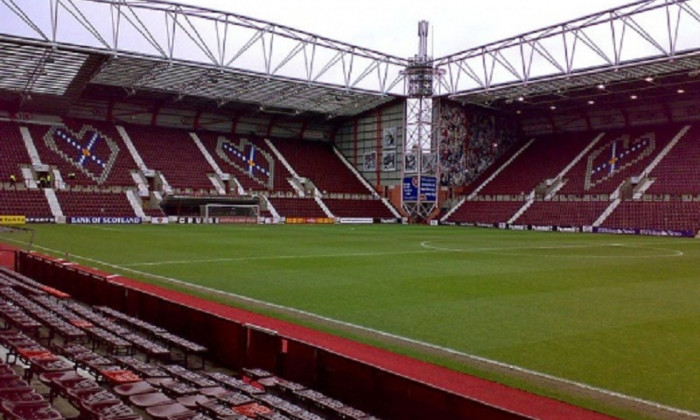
top-left (402, 176), bottom-right (437, 202)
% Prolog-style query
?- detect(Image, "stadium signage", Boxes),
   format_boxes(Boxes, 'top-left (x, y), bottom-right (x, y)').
top-left (27, 217), bottom-right (55, 223)
top-left (285, 217), bottom-right (334, 225)
top-left (150, 217), bottom-right (169, 224)
top-left (593, 227), bottom-right (693, 237)
top-left (178, 217), bottom-right (218, 224)
top-left (0, 215), bottom-right (26, 225)
top-left (402, 176), bottom-right (437, 202)
top-left (476, 222), bottom-right (496, 228)
top-left (218, 216), bottom-right (259, 224)
top-left (69, 216), bottom-right (142, 224)
top-left (338, 218), bottom-right (373, 224)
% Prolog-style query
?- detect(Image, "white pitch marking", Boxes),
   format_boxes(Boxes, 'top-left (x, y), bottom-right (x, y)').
top-left (420, 241), bottom-right (684, 258)
top-left (124, 249), bottom-right (431, 267)
top-left (2, 240), bottom-right (698, 418)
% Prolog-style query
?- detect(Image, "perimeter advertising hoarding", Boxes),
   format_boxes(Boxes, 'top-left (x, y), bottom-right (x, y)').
top-left (402, 176), bottom-right (437, 202)
top-left (0, 215), bottom-right (26, 225)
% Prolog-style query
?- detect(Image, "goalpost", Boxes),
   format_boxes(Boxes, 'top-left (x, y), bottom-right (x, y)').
top-left (0, 225), bottom-right (36, 252)
top-left (200, 203), bottom-right (260, 223)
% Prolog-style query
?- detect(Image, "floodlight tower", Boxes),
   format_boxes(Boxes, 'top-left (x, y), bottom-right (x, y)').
top-left (401, 21), bottom-right (443, 222)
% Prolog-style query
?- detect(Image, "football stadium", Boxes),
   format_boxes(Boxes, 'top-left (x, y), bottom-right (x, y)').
top-left (0, 1), bottom-right (699, 419)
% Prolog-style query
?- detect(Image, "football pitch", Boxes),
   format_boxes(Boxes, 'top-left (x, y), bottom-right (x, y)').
top-left (9, 224), bottom-right (700, 419)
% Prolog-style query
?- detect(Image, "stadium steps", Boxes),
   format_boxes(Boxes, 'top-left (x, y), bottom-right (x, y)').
top-left (19, 126), bottom-right (43, 167)
top-left (332, 145), bottom-right (381, 198)
top-left (130, 170), bottom-right (150, 197)
top-left (115, 125), bottom-right (149, 173)
top-left (43, 188), bottom-right (64, 219)
top-left (467, 138), bottom-right (534, 200)
top-left (633, 125), bottom-right (692, 198)
top-left (381, 197), bottom-right (402, 218)
top-left (593, 198), bottom-right (621, 227)
top-left (440, 196), bottom-right (466, 222)
top-left (260, 195), bottom-right (281, 221)
top-left (21, 166), bottom-right (39, 189)
top-left (126, 189), bottom-right (147, 219)
top-left (264, 139), bottom-right (303, 189)
top-left (508, 192), bottom-right (535, 224)
top-left (547, 132), bottom-right (606, 199)
top-left (189, 132), bottom-right (227, 195)
top-left (314, 196), bottom-right (335, 218)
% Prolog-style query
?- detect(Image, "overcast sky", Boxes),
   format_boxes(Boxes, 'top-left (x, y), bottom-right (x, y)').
top-left (175, 0), bottom-right (637, 58)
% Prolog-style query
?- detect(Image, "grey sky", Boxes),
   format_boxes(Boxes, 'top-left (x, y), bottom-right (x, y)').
top-left (175, 0), bottom-right (636, 57)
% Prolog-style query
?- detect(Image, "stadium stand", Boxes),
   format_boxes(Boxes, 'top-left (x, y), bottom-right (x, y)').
top-left (267, 197), bottom-right (327, 219)
top-left (557, 126), bottom-right (679, 195)
top-left (445, 123), bottom-right (700, 234)
top-left (122, 125), bottom-right (216, 194)
top-left (478, 133), bottom-right (595, 196)
top-left (445, 199), bottom-right (524, 225)
top-left (645, 125), bottom-right (700, 195)
top-left (0, 121), bottom-right (31, 189)
top-left (323, 198), bottom-right (395, 219)
top-left (0, 190), bottom-right (53, 221)
top-left (602, 200), bottom-right (700, 233)
top-left (55, 191), bottom-right (136, 218)
top-left (197, 132), bottom-right (295, 194)
top-left (0, 262), bottom-right (388, 420)
top-left (514, 200), bottom-right (610, 227)
top-left (270, 138), bottom-right (372, 196)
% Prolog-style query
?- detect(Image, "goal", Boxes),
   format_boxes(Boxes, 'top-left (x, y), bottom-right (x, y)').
top-left (201, 203), bottom-right (260, 223)
top-left (0, 225), bottom-right (35, 252)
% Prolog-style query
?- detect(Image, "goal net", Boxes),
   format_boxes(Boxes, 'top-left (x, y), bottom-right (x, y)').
top-left (0, 225), bottom-right (35, 252)
top-left (201, 203), bottom-right (260, 223)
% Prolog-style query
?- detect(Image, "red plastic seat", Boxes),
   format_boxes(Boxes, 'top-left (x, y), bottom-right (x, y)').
top-left (0, 387), bottom-right (43, 404)
top-left (112, 380), bottom-right (155, 397)
top-left (144, 402), bottom-right (191, 420)
top-left (175, 394), bottom-right (210, 409)
top-left (1, 401), bottom-right (64, 420)
top-left (128, 391), bottom-right (173, 408)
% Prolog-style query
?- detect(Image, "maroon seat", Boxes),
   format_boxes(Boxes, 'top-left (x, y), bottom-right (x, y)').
top-left (144, 402), bottom-right (191, 419)
top-left (71, 388), bottom-right (120, 410)
top-left (112, 380), bottom-right (155, 397)
top-left (166, 412), bottom-right (214, 420)
top-left (198, 386), bottom-right (227, 397)
top-left (0, 387), bottom-right (43, 404)
top-left (98, 415), bottom-right (142, 420)
top-left (175, 394), bottom-right (210, 409)
top-left (128, 391), bottom-right (173, 408)
top-left (1, 401), bottom-right (64, 420)
top-left (0, 377), bottom-right (30, 389)
top-left (86, 402), bottom-right (137, 420)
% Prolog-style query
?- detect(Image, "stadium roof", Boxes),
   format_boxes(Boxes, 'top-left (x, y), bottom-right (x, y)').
top-left (0, 0), bottom-right (698, 120)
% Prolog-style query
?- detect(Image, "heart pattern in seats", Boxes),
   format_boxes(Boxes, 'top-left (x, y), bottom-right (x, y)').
top-left (217, 137), bottom-right (274, 190)
top-left (585, 133), bottom-right (655, 190)
top-left (44, 125), bottom-right (119, 185)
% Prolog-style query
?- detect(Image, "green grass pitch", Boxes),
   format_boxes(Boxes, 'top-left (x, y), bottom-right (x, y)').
top-left (10, 224), bottom-right (700, 419)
